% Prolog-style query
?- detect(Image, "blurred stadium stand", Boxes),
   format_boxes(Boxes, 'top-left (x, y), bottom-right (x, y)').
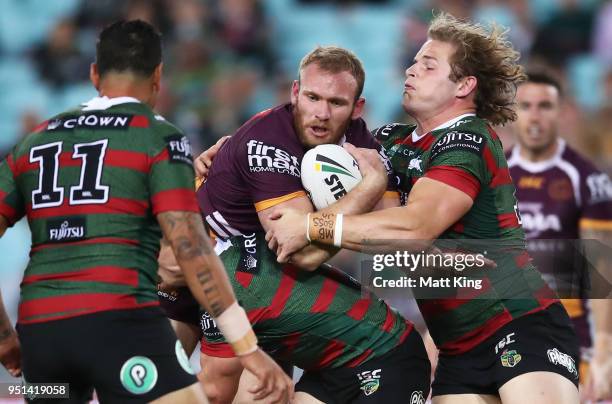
top-left (0, 0), bottom-right (610, 388)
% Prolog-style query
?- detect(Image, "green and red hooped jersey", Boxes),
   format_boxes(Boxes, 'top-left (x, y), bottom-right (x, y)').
top-left (0, 97), bottom-right (199, 324)
top-left (203, 234), bottom-right (413, 371)
top-left (373, 114), bottom-right (558, 355)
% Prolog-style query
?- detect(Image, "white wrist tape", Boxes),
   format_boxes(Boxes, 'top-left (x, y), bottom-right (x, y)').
top-left (215, 301), bottom-right (253, 344)
top-left (333, 214), bottom-right (343, 247)
top-left (306, 213), bottom-right (311, 242)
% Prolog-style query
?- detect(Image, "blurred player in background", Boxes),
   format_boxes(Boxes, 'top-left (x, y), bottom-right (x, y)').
top-left (508, 69), bottom-right (612, 402)
top-left (161, 46), bottom-right (432, 404)
top-left (268, 13), bottom-right (582, 404)
top-left (0, 19), bottom-right (292, 404)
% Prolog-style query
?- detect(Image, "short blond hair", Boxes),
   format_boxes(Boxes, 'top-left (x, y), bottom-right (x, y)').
top-left (428, 13), bottom-right (526, 125)
top-left (298, 46), bottom-right (365, 100)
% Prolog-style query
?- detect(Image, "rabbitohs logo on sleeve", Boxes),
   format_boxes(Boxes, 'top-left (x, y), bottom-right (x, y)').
top-left (165, 135), bottom-right (193, 166)
top-left (430, 131), bottom-right (485, 160)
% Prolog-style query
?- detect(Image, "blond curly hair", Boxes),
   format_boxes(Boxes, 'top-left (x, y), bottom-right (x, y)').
top-left (428, 13), bottom-right (526, 125)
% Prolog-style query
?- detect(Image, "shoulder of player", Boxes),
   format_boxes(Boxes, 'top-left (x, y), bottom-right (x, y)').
top-left (13, 110), bottom-right (77, 154)
top-left (150, 117), bottom-right (185, 138)
top-left (559, 143), bottom-right (602, 176)
top-left (371, 122), bottom-right (414, 144)
top-left (344, 117), bottom-right (378, 149)
top-left (432, 116), bottom-right (498, 147)
top-left (130, 106), bottom-right (182, 135)
top-left (234, 105), bottom-right (296, 150)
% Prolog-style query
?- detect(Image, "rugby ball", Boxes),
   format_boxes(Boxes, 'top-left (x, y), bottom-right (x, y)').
top-left (301, 144), bottom-right (362, 210)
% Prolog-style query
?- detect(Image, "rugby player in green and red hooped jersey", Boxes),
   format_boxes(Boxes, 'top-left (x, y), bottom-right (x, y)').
top-left (268, 13), bottom-right (581, 404)
top-left (164, 46), bottom-right (431, 404)
top-left (0, 20), bottom-right (292, 404)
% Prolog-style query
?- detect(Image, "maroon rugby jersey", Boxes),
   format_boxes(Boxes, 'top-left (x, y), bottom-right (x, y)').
top-left (196, 104), bottom-right (412, 370)
top-left (198, 103), bottom-right (394, 237)
top-left (507, 139), bottom-right (612, 356)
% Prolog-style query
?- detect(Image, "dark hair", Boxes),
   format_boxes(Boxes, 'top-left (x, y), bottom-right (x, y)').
top-left (96, 20), bottom-right (162, 77)
top-left (522, 69), bottom-right (564, 98)
top-left (298, 46), bottom-right (365, 100)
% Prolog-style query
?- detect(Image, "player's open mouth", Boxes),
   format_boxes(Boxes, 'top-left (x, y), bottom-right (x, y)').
top-left (527, 125), bottom-right (542, 139)
top-left (309, 126), bottom-right (330, 137)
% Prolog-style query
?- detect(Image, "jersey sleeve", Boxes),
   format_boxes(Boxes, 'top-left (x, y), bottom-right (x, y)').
top-left (425, 131), bottom-right (488, 200)
top-left (148, 129), bottom-right (200, 215)
top-left (580, 168), bottom-right (612, 231)
top-left (349, 120), bottom-right (397, 194)
top-left (0, 150), bottom-right (25, 226)
top-left (236, 137), bottom-right (307, 212)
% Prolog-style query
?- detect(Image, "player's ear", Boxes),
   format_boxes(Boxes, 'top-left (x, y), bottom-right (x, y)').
top-left (290, 80), bottom-right (300, 105)
top-left (351, 97), bottom-right (365, 120)
top-left (457, 76), bottom-right (477, 98)
top-left (90, 63), bottom-right (100, 91)
top-left (152, 63), bottom-right (163, 91)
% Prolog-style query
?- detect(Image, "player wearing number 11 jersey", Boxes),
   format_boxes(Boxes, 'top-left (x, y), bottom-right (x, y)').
top-left (0, 20), bottom-right (292, 404)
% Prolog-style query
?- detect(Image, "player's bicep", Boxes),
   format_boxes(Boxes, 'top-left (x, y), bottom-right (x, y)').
top-left (257, 195), bottom-right (314, 233)
top-left (406, 177), bottom-right (473, 239)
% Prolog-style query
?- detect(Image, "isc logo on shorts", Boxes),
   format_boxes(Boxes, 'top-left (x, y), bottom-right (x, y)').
top-left (356, 369), bottom-right (381, 396)
top-left (494, 332), bottom-right (516, 354)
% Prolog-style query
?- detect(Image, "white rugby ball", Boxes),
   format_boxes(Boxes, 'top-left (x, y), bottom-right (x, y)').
top-left (301, 144), bottom-right (362, 210)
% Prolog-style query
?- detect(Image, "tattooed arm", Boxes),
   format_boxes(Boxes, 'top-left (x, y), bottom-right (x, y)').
top-left (157, 211), bottom-right (234, 317)
top-left (0, 216), bottom-right (22, 377)
top-left (157, 211), bottom-right (293, 403)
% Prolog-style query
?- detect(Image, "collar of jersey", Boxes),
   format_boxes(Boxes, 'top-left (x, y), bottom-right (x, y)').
top-left (81, 96), bottom-right (141, 111)
top-left (411, 113), bottom-right (476, 142)
top-left (508, 138), bottom-right (566, 173)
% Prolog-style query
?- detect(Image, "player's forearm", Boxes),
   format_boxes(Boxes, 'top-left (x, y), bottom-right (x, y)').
top-left (340, 207), bottom-right (434, 252)
top-left (288, 244), bottom-right (336, 271)
top-left (158, 211), bottom-right (236, 317)
top-left (321, 177), bottom-right (387, 216)
top-left (0, 291), bottom-right (15, 343)
top-left (288, 186), bottom-right (394, 269)
top-left (305, 205), bottom-right (433, 252)
top-left (159, 212), bottom-right (260, 356)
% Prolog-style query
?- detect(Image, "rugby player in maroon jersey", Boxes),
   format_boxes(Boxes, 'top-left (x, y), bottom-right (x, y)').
top-left (161, 46), bottom-right (432, 404)
top-left (509, 70), bottom-right (612, 402)
top-left (268, 13), bottom-right (581, 404)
